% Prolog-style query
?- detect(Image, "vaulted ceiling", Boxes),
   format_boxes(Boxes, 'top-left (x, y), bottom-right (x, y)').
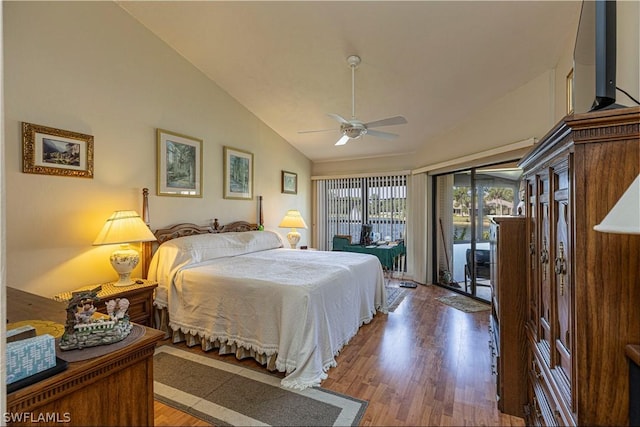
top-left (118, 1), bottom-right (581, 163)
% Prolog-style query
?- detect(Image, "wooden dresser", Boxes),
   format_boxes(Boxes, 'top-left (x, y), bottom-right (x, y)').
top-left (488, 216), bottom-right (527, 418)
top-left (6, 287), bottom-right (164, 426)
top-left (518, 106), bottom-right (640, 426)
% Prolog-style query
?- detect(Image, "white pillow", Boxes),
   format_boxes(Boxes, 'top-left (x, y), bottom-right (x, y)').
top-left (161, 230), bottom-right (282, 262)
top-left (148, 230), bottom-right (283, 298)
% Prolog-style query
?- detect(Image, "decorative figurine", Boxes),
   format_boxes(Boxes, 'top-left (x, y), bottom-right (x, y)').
top-left (75, 298), bottom-right (97, 323)
top-left (59, 286), bottom-right (133, 350)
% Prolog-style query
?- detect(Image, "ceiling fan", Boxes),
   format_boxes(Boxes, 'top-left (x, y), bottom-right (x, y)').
top-left (299, 55), bottom-right (408, 146)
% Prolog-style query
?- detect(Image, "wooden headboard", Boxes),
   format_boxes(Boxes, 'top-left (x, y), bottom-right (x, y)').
top-left (140, 188), bottom-right (262, 277)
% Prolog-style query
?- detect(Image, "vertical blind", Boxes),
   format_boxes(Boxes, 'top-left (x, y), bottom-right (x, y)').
top-left (315, 174), bottom-right (408, 250)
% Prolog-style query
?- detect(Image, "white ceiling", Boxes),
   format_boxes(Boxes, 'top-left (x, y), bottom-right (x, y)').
top-left (118, 1), bottom-right (581, 163)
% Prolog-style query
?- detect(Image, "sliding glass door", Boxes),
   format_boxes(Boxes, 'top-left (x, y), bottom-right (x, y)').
top-left (434, 163), bottom-right (522, 301)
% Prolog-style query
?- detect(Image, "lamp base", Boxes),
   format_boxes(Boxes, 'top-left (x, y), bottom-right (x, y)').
top-left (286, 230), bottom-right (301, 249)
top-left (110, 245), bottom-right (140, 287)
top-left (113, 276), bottom-right (135, 287)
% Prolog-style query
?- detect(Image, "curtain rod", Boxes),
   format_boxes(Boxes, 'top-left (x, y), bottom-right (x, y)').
top-left (311, 170), bottom-right (411, 181)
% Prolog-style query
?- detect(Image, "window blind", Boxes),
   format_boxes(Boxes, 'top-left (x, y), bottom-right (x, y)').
top-left (315, 174), bottom-right (407, 251)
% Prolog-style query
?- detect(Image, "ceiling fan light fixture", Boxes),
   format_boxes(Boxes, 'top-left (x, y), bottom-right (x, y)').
top-left (335, 134), bottom-right (350, 146)
top-left (299, 54), bottom-right (407, 146)
top-left (340, 123), bottom-right (366, 139)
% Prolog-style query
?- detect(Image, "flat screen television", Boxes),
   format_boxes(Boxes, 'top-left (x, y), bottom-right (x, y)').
top-left (573, 0), bottom-right (617, 113)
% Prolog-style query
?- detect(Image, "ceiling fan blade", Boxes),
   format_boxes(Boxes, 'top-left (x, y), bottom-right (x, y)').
top-left (327, 113), bottom-right (350, 125)
top-left (298, 128), bottom-right (336, 134)
top-left (366, 129), bottom-right (399, 140)
top-left (364, 116), bottom-right (408, 128)
top-left (335, 134), bottom-right (350, 146)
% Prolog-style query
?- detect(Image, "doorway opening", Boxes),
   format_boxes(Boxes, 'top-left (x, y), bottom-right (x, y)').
top-left (433, 163), bottom-right (522, 301)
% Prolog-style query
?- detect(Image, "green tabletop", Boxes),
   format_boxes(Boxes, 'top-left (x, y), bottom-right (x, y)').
top-left (334, 242), bottom-right (406, 269)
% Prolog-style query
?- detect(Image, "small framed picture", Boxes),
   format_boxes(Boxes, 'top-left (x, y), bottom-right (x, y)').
top-left (223, 146), bottom-right (253, 200)
top-left (282, 170), bottom-right (297, 194)
top-left (22, 122), bottom-right (94, 178)
top-left (566, 68), bottom-right (574, 115)
top-left (157, 129), bottom-right (203, 197)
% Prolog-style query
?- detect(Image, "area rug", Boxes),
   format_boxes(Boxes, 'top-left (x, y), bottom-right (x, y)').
top-left (385, 285), bottom-right (409, 312)
top-left (154, 345), bottom-right (367, 426)
top-left (436, 294), bottom-right (491, 313)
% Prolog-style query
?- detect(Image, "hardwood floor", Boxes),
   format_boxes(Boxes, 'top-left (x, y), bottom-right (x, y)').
top-left (154, 281), bottom-right (526, 426)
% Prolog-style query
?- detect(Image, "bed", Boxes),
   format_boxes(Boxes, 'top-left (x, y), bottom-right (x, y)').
top-left (142, 192), bottom-right (387, 390)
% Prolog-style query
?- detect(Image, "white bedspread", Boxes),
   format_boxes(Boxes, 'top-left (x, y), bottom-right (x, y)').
top-left (148, 231), bottom-right (386, 389)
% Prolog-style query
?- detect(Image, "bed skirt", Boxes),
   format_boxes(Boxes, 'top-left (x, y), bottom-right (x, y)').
top-left (153, 306), bottom-right (279, 371)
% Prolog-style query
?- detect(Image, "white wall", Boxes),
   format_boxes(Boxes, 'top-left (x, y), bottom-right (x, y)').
top-left (3, 2), bottom-right (311, 296)
top-left (413, 70), bottom-right (556, 167)
top-left (614, 0), bottom-right (639, 107)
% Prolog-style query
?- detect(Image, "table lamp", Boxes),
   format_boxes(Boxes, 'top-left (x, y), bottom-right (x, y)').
top-left (93, 210), bottom-right (157, 286)
top-left (278, 209), bottom-right (308, 249)
top-left (593, 175), bottom-right (640, 234)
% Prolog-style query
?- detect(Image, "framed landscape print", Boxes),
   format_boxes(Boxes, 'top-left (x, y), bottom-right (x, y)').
top-left (22, 122), bottom-right (94, 178)
top-left (157, 129), bottom-right (203, 197)
top-left (223, 146), bottom-right (253, 200)
top-left (281, 170), bottom-right (297, 194)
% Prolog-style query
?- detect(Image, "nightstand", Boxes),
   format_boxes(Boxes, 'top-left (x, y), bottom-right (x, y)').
top-left (54, 279), bottom-right (158, 327)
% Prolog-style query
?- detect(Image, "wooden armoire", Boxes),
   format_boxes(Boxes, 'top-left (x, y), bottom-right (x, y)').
top-left (518, 106), bottom-right (639, 426)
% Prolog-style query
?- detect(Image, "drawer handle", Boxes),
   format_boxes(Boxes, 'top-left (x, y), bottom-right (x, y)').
top-left (540, 237), bottom-right (549, 276)
top-left (555, 242), bottom-right (567, 296)
top-left (532, 397), bottom-right (542, 418)
top-left (540, 247), bottom-right (549, 264)
top-left (532, 360), bottom-right (542, 378)
top-left (529, 232), bottom-right (536, 256)
top-left (554, 409), bottom-right (563, 423)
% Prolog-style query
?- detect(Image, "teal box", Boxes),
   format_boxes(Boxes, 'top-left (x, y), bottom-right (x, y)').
top-left (6, 333), bottom-right (56, 385)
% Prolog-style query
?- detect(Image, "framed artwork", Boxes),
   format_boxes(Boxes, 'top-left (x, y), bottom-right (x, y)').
top-left (281, 170), bottom-right (298, 194)
top-left (223, 146), bottom-right (253, 200)
top-left (22, 122), bottom-right (94, 178)
top-left (157, 129), bottom-right (203, 197)
top-left (566, 68), bottom-right (574, 115)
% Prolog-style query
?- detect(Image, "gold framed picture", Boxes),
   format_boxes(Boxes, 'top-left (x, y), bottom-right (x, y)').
top-left (157, 129), bottom-right (203, 197)
top-left (566, 68), bottom-right (574, 115)
top-left (22, 122), bottom-right (94, 178)
top-left (281, 170), bottom-right (297, 194)
top-left (223, 146), bottom-right (253, 200)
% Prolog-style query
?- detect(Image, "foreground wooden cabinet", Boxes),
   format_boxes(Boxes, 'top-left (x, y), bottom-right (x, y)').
top-left (6, 287), bottom-right (164, 426)
top-left (519, 106), bottom-right (640, 426)
top-left (489, 216), bottom-right (527, 417)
